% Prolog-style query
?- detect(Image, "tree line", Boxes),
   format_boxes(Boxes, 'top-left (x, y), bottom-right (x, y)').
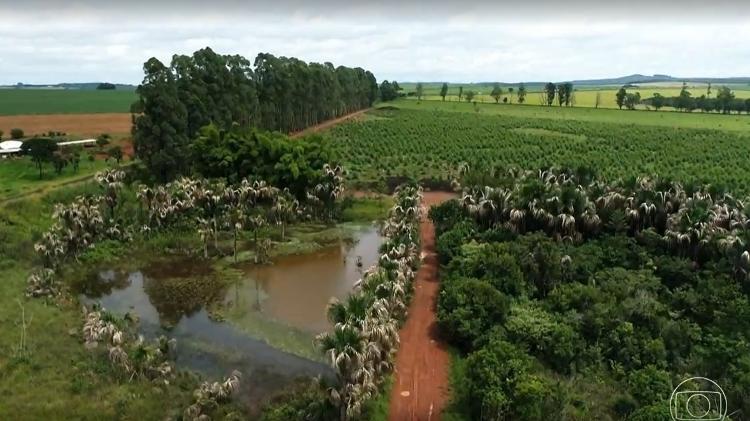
top-left (619, 83), bottom-right (750, 113)
top-left (133, 47), bottom-right (378, 182)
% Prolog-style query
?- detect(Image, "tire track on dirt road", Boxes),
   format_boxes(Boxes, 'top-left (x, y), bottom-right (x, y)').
top-left (388, 191), bottom-right (455, 421)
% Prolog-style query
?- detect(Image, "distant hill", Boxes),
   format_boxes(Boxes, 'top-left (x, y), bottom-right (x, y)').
top-left (566, 74), bottom-right (750, 86)
top-left (400, 75), bottom-right (750, 90)
top-left (0, 82), bottom-right (137, 91)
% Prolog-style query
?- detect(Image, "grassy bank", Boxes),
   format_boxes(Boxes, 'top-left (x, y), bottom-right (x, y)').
top-left (0, 157), bottom-right (113, 203)
top-left (0, 184), bottom-right (197, 419)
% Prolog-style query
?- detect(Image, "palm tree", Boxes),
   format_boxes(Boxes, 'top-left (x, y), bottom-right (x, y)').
top-left (197, 217), bottom-right (212, 259)
top-left (317, 325), bottom-right (367, 421)
top-left (271, 191), bottom-right (298, 241)
top-left (247, 215), bottom-right (267, 263)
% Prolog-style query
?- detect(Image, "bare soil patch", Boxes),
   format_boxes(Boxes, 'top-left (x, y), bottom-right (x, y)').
top-left (289, 108), bottom-right (370, 138)
top-left (0, 113), bottom-right (132, 137)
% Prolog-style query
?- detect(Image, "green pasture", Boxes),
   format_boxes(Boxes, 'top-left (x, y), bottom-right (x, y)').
top-left (0, 157), bottom-right (113, 203)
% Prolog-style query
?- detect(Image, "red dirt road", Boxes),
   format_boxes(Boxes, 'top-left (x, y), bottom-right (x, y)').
top-left (289, 108), bottom-right (370, 138)
top-left (389, 191), bottom-right (455, 421)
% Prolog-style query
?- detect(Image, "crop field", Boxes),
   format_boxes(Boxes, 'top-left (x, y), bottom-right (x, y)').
top-left (400, 83), bottom-right (750, 109)
top-left (329, 106), bottom-right (750, 193)
top-left (390, 98), bottom-right (750, 131)
top-left (0, 89), bottom-right (137, 115)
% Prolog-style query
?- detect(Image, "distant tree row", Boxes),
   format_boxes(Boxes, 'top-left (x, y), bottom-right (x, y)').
top-left (133, 47), bottom-right (378, 182)
top-left (618, 83), bottom-right (750, 113)
top-left (542, 82), bottom-right (574, 106)
top-left (96, 82), bottom-right (116, 90)
top-left (379, 80), bottom-right (401, 101)
top-left (430, 82), bottom-right (528, 104)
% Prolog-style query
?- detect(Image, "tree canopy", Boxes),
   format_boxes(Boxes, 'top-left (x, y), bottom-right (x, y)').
top-left (431, 168), bottom-right (750, 420)
top-left (133, 47), bottom-right (377, 182)
top-left (21, 137), bottom-right (58, 179)
top-left (191, 124), bottom-right (332, 198)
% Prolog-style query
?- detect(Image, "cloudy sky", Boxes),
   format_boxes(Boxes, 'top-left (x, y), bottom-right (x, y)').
top-left (0, 0), bottom-right (749, 85)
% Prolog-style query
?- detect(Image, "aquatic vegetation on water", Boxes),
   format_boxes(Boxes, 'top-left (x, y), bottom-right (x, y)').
top-left (142, 270), bottom-right (229, 327)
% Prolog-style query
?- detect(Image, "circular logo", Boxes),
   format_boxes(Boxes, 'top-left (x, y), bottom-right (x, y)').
top-left (670, 377), bottom-right (728, 421)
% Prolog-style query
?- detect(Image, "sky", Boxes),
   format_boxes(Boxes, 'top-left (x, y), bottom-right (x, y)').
top-left (0, 0), bottom-right (749, 85)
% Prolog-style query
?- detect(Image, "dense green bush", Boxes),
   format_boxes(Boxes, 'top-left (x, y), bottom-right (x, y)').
top-left (433, 176), bottom-right (750, 419)
top-left (435, 220), bottom-right (476, 265)
top-left (437, 277), bottom-right (510, 349)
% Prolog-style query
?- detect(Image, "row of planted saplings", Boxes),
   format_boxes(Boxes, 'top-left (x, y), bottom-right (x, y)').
top-left (315, 184), bottom-right (423, 420)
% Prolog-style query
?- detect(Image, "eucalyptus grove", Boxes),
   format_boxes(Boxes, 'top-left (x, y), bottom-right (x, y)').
top-left (134, 48), bottom-right (377, 182)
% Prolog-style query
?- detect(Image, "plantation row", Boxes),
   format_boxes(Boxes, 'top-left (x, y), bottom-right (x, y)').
top-left (430, 169), bottom-right (750, 420)
top-left (328, 108), bottom-right (750, 194)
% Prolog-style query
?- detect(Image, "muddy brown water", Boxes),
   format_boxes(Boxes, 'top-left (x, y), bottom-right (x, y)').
top-left (78, 224), bottom-right (383, 411)
top-left (231, 225), bottom-right (383, 333)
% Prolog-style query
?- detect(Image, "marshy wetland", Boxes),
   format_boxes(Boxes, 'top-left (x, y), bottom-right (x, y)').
top-left (71, 222), bottom-right (384, 409)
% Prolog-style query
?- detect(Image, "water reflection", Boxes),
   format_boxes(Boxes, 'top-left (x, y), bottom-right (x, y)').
top-left (76, 224), bottom-right (383, 409)
top-left (230, 225), bottom-right (383, 333)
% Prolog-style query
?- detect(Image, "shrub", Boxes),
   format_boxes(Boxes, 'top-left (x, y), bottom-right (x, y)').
top-left (437, 278), bottom-right (509, 348)
top-left (626, 365), bottom-right (672, 405)
top-left (10, 128), bottom-right (24, 139)
top-left (435, 221), bottom-right (476, 264)
top-left (505, 302), bottom-right (583, 372)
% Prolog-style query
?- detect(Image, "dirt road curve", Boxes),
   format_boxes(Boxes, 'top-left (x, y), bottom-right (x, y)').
top-left (389, 191), bottom-right (455, 421)
top-left (289, 108), bottom-right (370, 138)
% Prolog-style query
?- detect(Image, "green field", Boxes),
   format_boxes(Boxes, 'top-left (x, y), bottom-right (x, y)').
top-left (330, 104), bottom-right (750, 193)
top-left (399, 83), bottom-right (750, 110)
top-left (0, 89), bottom-right (137, 115)
top-left (0, 157), bottom-right (112, 202)
top-left (392, 98), bottom-right (750, 131)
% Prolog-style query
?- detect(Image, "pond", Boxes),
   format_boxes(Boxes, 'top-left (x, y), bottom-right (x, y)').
top-left (228, 224), bottom-right (384, 333)
top-left (76, 223), bottom-right (384, 410)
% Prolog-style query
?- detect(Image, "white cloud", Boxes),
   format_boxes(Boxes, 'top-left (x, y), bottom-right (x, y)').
top-left (0, 1), bottom-right (748, 84)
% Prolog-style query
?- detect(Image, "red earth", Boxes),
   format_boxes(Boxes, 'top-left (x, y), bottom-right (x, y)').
top-left (0, 113), bottom-right (132, 138)
top-left (389, 191), bottom-right (456, 421)
top-left (289, 108), bottom-right (370, 138)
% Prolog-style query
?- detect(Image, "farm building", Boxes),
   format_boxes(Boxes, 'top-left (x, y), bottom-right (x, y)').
top-left (58, 138), bottom-right (96, 147)
top-left (0, 138), bottom-right (97, 159)
top-left (0, 140), bottom-right (22, 157)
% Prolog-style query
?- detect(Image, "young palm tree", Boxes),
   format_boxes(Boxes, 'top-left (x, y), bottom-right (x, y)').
top-left (271, 191), bottom-right (299, 241)
top-left (95, 169), bottom-right (126, 220)
top-left (247, 215), bottom-right (267, 263)
top-left (317, 325), bottom-right (367, 421)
